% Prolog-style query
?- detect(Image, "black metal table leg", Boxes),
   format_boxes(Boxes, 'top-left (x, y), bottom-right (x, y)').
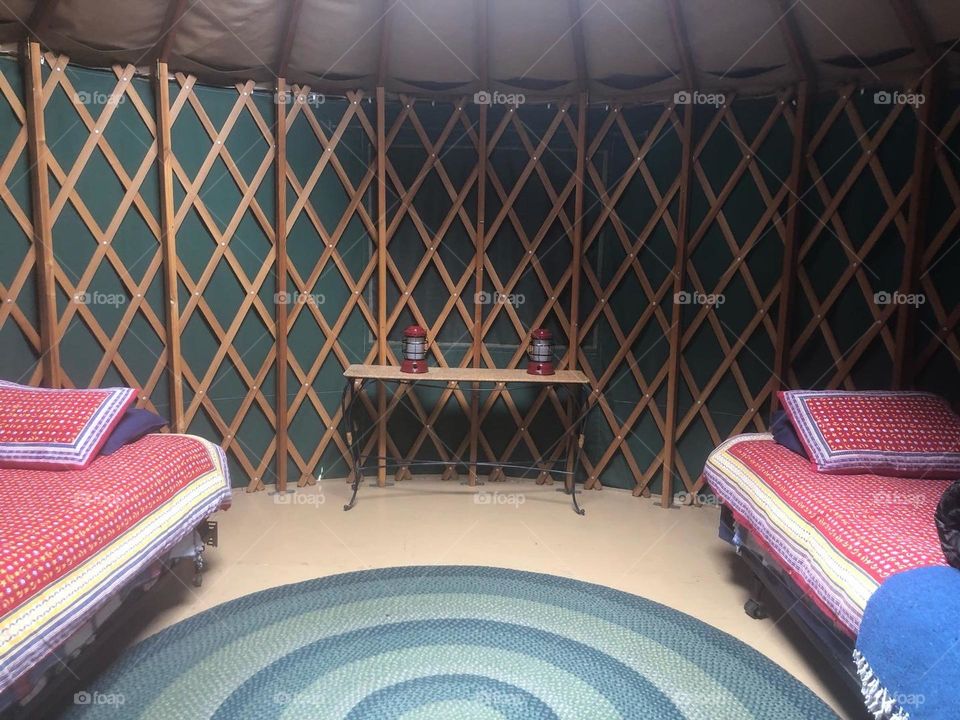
top-left (343, 378), bottom-right (365, 511)
top-left (568, 383), bottom-right (587, 515)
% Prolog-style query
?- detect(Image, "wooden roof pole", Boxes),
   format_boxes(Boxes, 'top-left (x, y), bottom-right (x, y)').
top-left (23, 40), bottom-right (60, 388)
top-left (149, 0), bottom-right (189, 65)
top-left (888, 0), bottom-right (936, 67)
top-left (376, 0), bottom-right (393, 89)
top-left (771, 0), bottom-right (815, 85)
top-left (660, 0), bottom-right (697, 508)
top-left (567, 0), bottom-right (588, 95)
top-left (277, 0), bottom-right (305, 78)
top-left (25, 0), bottom-right (62, 42)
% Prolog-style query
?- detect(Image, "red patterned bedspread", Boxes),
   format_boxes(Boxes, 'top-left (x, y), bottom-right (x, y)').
top-left (0, 435), bottom-right (222, 615)
top-left (0, 433), bottom-right (231, 698)
top-left (705, 434), bottom-right (950, 635)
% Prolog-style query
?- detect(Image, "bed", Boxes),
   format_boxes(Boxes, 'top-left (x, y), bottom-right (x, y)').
top-left (0, 432), bottom-right (231, 710)
top-left (704, 433), bottom-right (950, 638)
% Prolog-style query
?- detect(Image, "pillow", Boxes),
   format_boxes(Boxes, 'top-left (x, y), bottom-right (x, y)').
top-left (99, 407), bottom-right (168, 456)
top-left (769, 410), bottom-right (809, 459)
top-left (779, 390), bottom-right (960, 478)
top-left (0, 381), bottom-right (137, 470)
top-left (936, 480), bottom-right (960, 569)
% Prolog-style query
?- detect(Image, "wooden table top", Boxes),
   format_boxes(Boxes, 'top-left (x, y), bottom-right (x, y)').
top-left (344, 364), bottom-right (590, 385)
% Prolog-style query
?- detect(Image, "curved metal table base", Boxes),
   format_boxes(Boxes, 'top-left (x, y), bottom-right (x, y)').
top-left (340, 373), bottom-right (590, 516)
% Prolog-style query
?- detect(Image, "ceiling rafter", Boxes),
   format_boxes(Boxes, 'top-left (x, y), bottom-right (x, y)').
top-left (376, 0), bottom-right (394, 88)
top-left (664, 0), bottom-right (696, 89)
top-left (24, 0), bottom-right (63, 42)
top-left (772, 0), bottom-right (816, 85)
top-left (567, 0), bottom-right (588, 94)
top-left (475, 0), bottom-right (489, 90)
top-left (150, 0), bottom-right (190, 64)
top-left (277, 0), bottom-right (305, 78)
top-left (887, 0), bottom-right (936, 69)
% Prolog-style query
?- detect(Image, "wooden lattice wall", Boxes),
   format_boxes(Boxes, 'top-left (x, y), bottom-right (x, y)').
top-left (1, 43), bottom-right (958, 501)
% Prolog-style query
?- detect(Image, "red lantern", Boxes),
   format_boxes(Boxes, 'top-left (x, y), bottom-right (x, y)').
top-left (401, 325), bottom-right (428, 373)
top-left (527, 327), bottom-right (555, 375)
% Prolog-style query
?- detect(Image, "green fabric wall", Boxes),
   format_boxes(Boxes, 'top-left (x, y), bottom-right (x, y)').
top-left (42, 62), bottom-right (168, 406)
top-left (168, 80), bottom-right (278, 487)
top-left (283, 95), bottom-right (377, 481)
top-left (1, 54), bottom-right (958, 492)
top-left (0, 58), bottom-right (39, 384)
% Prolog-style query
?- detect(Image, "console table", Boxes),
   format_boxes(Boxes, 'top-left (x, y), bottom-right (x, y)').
top-left (340, 364), bottom-right (591, 515)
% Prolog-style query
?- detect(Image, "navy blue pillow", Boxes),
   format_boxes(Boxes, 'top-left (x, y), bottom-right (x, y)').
top-left (936, 480), bottom-right (960, 568)
top-left (769, 410), bottom-right (809, 459)
top-left (99, 408), bottom-right (168, 456)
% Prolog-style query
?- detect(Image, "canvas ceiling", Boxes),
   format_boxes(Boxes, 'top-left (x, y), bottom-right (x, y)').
top-left (0, 0), bottom-right (957, 101)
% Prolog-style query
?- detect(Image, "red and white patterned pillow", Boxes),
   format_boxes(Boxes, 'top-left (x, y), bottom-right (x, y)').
top-left (0, 381), bottom-right (137, 470)
top-left (779, 390), bottom-right (960, 478)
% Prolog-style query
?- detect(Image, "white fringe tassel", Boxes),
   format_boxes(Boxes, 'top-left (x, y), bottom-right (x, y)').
top-left (853, 649), bottom-right (911, 720)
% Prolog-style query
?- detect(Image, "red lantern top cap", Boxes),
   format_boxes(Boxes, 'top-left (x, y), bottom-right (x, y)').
top-left (531, 327), bottom-right (552, 339)
top-left (403, 325), bottom-right (427, 338)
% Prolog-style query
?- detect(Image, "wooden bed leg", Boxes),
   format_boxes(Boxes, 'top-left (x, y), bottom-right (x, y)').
top-left (744, 574), bottom-right (768, 620)
top-left (192, 545), bottom-right (205, 587)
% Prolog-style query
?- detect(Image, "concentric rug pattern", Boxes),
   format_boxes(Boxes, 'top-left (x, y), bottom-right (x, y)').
top-left (67, 566), bottom-right (837, 719)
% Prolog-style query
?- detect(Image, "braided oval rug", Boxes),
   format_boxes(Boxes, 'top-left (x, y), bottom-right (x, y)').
top-left (65, 566), bottom-right (837, 719)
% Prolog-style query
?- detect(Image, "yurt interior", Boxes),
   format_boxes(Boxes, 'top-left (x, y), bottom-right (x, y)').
top-left (2, 1), bottom-right (960, 719)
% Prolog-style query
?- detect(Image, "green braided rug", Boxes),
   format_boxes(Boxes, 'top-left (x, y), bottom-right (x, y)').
top-left (66, 566), bottom-right (837, 719)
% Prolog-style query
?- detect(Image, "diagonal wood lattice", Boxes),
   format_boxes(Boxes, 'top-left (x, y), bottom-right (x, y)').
top-left (166, 73), bottom-right (278, 490)
top-left (469, 101), bottom-right (580, 483)
top-left (4, 42), bottom-right (958, 498)
top-left (379, 96), bottom-right (481, 480)
top-left (577, 102), bottom-right (683, 496)
top-left (787, 85), bottom-right (916, 392)
top-left (282, 88), bottom-right (380, 487)
top-left (914, 99), bottom-right (960, 392)
top-left (670, 93), bottom-right (795, 498)
top-left (39, 53), bottom-right (169, 411)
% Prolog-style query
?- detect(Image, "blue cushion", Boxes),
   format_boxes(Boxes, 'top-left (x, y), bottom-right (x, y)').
top-left (99, 408), bottom-right (168, 456)
top-left (769, 410), bottom-right (809, 459)
top-left (856, 566), bottom-right (960, 719)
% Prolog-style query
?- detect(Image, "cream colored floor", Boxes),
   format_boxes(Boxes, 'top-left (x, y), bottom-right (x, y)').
top-left (127, 476), bottom-right (866, 719)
